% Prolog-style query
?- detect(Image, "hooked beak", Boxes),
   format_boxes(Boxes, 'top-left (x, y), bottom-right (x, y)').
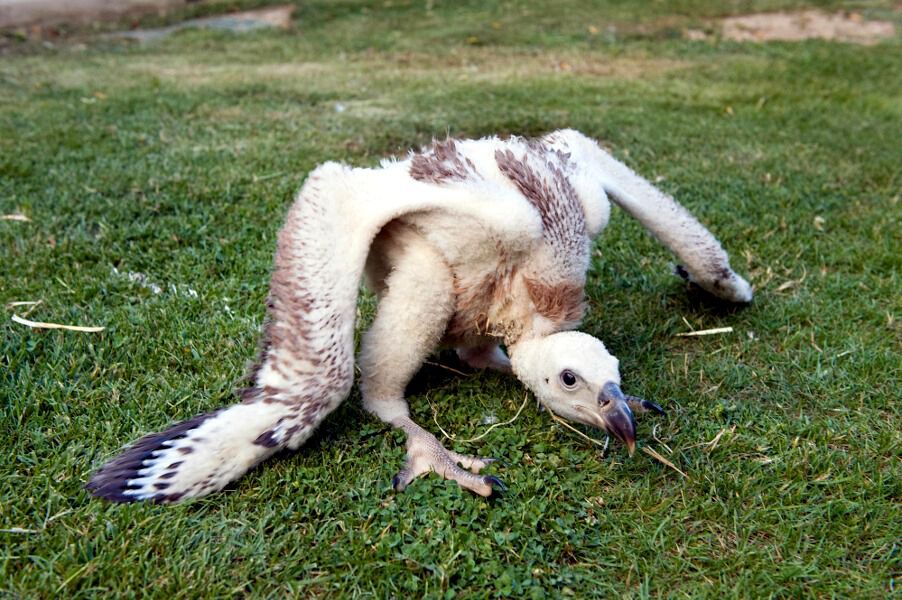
top-left (598, 382), bottom-right (637, 455)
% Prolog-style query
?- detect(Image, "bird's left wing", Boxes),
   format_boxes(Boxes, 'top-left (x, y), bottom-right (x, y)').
top-left (87, 147), bottom-right (540, 503)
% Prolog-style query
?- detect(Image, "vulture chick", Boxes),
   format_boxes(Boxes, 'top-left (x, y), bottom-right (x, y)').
top-left (88, 129), bottom-right (752, 502)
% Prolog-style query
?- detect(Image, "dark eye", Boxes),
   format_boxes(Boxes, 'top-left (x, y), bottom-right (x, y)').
top-left (560, 370), bottom-right (578, 389)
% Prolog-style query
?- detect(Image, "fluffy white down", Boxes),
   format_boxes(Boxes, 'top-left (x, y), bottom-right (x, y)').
top-left (510, 331), bottom-right (621, 403)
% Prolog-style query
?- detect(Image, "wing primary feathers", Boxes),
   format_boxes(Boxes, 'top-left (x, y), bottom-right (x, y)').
top-left (86, 411), bottom-right (220, 503)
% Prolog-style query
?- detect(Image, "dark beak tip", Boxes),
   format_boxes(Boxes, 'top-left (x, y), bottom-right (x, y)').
top-left (602, 401), bottom-right (637, 455)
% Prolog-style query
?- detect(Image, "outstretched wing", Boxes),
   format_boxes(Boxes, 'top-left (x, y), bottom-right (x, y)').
top-left (88, 149), bottom-right (541, 503)
top-left (546, 129), bottom-right (753, 303)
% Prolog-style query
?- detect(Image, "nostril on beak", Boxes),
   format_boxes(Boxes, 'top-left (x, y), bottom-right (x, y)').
top-left (598, 381), bottom-right (625, 406)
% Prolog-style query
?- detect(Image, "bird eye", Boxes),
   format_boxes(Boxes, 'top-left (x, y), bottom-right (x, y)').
top-left (559, 370), bottom-right (578, 389)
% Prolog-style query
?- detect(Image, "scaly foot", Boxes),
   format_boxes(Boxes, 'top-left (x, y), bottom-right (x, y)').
top-left (391, 417), bottom-right (505, 497)
top-left (626, 395), bottom-right (666, 416)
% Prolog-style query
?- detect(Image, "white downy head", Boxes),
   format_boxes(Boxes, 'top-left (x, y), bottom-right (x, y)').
top-left (510, 331), bottom-right (638, 454)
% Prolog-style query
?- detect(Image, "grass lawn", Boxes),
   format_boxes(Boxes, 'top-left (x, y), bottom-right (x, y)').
top-left (1, 0), bottom-right (900, 597)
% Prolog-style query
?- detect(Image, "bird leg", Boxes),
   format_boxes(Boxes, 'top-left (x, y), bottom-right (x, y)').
top-left (390, 416), bottom-right (504, 496)
top-left (456, 343), bottom-right (512, 374)
top-left (360, 225), bottom-right (504, 496)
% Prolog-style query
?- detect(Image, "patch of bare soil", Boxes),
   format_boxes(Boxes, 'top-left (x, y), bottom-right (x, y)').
top-left (111, 5), bottom-right (294, 42)
top-left (0, 0), bottom-right (187, 30)
top-left (719, 10), bottom-right (895, 45)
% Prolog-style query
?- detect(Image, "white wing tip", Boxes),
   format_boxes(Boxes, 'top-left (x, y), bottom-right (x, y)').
top-left (709, 272), bottom-right (754, 303)
top-left (675, 264), bottom-right (754, 303)
top-left (730, 275), bottom-right (754, 303)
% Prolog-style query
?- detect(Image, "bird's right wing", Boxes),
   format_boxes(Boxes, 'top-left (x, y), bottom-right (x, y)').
top-left (88, 156), bottom-right (540, 503)
top-left (547, 129), bottom-right (753, 303)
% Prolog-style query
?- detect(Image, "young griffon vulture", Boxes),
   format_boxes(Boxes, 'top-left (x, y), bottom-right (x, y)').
top-left (88, 129), bottom-right (752, 502)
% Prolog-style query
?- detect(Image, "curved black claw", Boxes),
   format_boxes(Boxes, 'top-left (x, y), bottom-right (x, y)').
top-left (481, 457), bottom-right (510, 468)
top-left (483, 475), bottom-right (507, 493)
top-left (391, 474), bottom-right (403, 492)
top-left (642, 400), bottom-right (666, 416)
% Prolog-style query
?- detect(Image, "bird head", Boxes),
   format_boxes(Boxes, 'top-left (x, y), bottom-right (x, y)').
top-left (510, 331), bottom-right (638, 454)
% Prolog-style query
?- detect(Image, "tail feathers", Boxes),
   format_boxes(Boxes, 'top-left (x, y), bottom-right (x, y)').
top-left (87, 401), bottom-right (308, 503)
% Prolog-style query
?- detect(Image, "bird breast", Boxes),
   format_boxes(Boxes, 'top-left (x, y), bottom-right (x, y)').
top-left (444, 265), bottom-right (586, 346)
